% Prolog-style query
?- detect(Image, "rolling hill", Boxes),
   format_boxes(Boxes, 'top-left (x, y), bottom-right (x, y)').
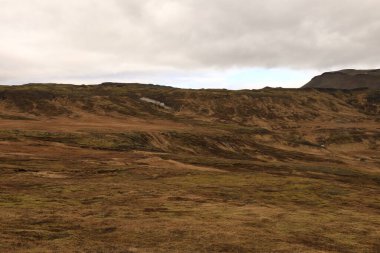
top-left (0, 83), bottom-right (379, 252)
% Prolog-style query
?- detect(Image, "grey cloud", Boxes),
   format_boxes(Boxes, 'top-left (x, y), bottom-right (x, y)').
top-left (0, 0), bottom-right (379, 84)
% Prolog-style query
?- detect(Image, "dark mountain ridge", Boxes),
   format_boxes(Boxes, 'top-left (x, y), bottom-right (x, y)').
top-left (303, 69), bottom-right (380, 89)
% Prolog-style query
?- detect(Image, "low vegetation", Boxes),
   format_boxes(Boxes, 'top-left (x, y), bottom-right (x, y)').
top-left (0, 84), bottom-right (379, 252)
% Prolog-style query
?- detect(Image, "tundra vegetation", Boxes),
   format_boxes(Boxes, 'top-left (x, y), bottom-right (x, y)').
top-left (0, 83), bottom-right (379, 252)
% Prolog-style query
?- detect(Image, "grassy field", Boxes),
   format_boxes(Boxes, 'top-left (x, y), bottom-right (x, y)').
top-left (0, 84), bottom-right (379, 252)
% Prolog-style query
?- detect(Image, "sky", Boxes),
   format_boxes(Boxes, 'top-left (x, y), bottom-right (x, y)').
top-left (0, 0), bottom-right (379, 89)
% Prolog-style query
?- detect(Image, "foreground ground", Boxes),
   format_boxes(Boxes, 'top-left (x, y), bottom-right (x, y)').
top-left (0, 84), bottom-right (379, 252)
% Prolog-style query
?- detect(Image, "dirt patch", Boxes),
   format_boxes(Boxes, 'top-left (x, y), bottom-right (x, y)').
top-left (32, 171), bottom-right (68, 179)
top-left (138, 157), bottom-right (227, 173)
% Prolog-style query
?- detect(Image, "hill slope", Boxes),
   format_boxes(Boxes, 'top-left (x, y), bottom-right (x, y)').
top-left (303, 69), bottom-right (380, 89)
top-left (0, 83), bottom-right (379, 252)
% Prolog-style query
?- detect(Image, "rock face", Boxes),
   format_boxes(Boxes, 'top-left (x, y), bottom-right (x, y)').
top-left (303, 69), bottom-right (380, 89)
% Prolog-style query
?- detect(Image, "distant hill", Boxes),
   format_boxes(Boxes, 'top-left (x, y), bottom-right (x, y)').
top-left (303, 69), bottom-right (380, 89)
top-left (0, 83), bottom-right (378, 120)
top-left (0, 82), bottom-right (378, 165)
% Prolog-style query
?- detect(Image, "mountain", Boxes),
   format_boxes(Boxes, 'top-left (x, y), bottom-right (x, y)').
top-left (0, 83), bottom-right (379, 252)
top-left (303, 69), bottom-right (380, 89)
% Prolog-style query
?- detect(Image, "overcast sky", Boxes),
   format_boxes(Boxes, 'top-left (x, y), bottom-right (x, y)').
top-left (0, 0), bottom-right (379, 89)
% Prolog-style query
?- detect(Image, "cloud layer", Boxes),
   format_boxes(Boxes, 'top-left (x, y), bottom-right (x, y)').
top-left (0, 0), bottom-right (379, 87)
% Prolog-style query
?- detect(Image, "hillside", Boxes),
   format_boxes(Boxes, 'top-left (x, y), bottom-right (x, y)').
top-left (303, 69), bottom-right (380, 89)
top-left (0, 83), bottom-right (379, 252)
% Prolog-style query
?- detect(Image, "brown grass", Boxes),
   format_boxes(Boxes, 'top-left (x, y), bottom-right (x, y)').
top-left (0, 84), bottom-right (379, 252)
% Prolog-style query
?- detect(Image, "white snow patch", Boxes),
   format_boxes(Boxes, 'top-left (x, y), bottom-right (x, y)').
top-left (140, 97), bottom-right (171, 110)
